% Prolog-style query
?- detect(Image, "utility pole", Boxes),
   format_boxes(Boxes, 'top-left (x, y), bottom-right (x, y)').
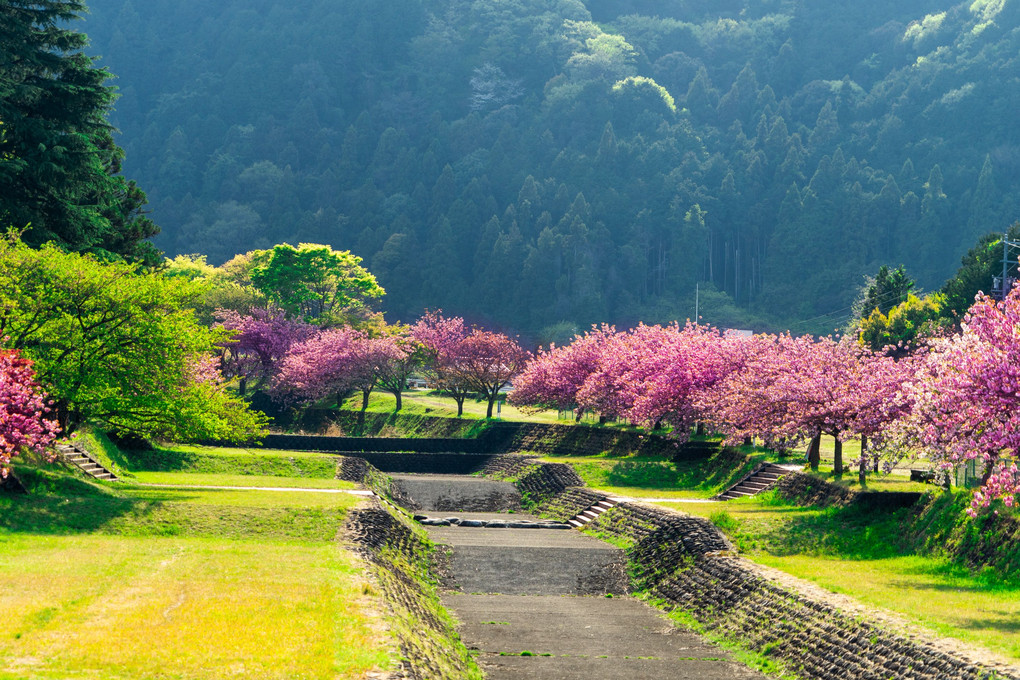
top-left (994, 234), bottom-right (1020, 300)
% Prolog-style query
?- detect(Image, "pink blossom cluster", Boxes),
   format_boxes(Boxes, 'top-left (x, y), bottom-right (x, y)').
top-left (0, 349), bottom-right (59, 476)
top-left (896, 285), bottom-right (1020, 514)
top-left (272, 327), bottom-right (375, 403)
top-left (512, 322), bottom-right (739, 440)
top-left (216, 308), bottom-right (316, 389)
top-left (412, 311), bottom-right (531, 418)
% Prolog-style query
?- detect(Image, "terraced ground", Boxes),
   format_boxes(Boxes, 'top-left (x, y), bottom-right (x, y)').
top-left (391, 473), bottom-right (764, 680)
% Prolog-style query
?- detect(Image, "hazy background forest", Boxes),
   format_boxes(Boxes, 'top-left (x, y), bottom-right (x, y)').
top-left (81, 0), bottom-right (1020, 341)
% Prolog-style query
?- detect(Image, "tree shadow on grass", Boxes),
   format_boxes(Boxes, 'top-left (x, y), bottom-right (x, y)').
top-left (0, 466), bottom-right (180, 536)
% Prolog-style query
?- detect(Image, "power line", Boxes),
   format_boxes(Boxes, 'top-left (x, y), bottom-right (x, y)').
top-left (785, 287), bottom-right (917, 333)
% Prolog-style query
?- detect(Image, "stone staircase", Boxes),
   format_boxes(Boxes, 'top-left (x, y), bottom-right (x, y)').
top-left (55, 441), bottom-right (119, 482)
top-left (716, 463), bottom-right (792, 500)
top-left (567, 497), bottom-right (620, 528)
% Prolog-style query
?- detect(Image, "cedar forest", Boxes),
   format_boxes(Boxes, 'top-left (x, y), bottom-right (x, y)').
top-left (78, 0), bottom-right (1020, 339)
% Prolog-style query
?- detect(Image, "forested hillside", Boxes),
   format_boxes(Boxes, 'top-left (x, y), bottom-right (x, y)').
top-left (82, 0), bottom-right (1020, 338)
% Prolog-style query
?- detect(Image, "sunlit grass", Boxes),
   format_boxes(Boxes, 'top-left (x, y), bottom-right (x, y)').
top-left (344, 389), bottom-right (570, 423)
top-left (0, 534), bottom-right (390, 680)
top-left (658, 496), bottom-right (1020, 661)
top-left (753, 553), bottom-right (1020, 660)
top-left (129, 470), bottom-right (356, 490)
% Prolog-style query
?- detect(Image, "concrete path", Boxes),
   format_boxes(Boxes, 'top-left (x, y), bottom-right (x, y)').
top-left (401, 475), bottom-right (764, 680)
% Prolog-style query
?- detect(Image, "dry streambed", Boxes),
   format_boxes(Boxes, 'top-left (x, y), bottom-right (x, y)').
top-left (391, 473), bottom-right (762, 680)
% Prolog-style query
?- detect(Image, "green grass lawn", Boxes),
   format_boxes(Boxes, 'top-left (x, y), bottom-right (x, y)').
top-left (0, 466), bottom-right (394, 679)
top-left (660, 494), bottom-right (1020, 662)
top-left (127, 471), bottom-right (357, 489)
top-left (343, 389), bottom-right (570, 423)
top-left (541, 445), bottom-right (788, 500)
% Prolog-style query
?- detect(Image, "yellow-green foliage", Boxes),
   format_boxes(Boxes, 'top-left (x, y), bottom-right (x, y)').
top-left (612, 76), bottom-right (677, 113)
top-left (858, 292), bottom-right (945, 351)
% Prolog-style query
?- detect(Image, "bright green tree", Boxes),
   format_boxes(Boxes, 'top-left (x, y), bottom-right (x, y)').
top-left (0, 234), bottom-right (266, 441)
top-left (248, 243), bottom-right (385, 327)
top-left (0, 0), bottom-right (158, 263)
top-left (858, 293), bottom-right (945, 355)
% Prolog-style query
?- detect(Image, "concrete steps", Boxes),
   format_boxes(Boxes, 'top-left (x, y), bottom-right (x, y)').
top-left (566, 498), bottom-right (619, 528)
top-left (716, 463), bottom-right (791, 501)
top-left (55, 442), bottom-right (119, 482)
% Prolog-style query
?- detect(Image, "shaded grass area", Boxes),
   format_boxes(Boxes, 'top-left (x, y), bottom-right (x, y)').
top-left (0, 463), bottom-right (391, 680)
top-left (340, 390), bottom-right (566, 424)
top-left (799, 465), bottom-right (934, 493)
top-left (660, 492), bottom-right (1020, 661)
top-left (108, 443), bottom-right (342, 480)
top-left (4, 467), bottom-right (356, 541)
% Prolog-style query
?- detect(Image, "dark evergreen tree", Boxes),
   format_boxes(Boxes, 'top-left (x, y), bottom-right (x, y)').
top-left (0, 0), bottom-right (158, 262)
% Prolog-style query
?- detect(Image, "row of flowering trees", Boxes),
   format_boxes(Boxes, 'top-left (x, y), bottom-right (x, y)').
top-left (216, 309), bottom-right (530, 419)
top-left (510, 284), bottom-right (1020, 514)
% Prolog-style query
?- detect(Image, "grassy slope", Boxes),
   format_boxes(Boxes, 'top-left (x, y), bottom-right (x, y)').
top-left (0, 461), bottom-right (392, 680)
top-left (540, 445), bottom-right (783, 499)
top-left (342, 389), bottom-right (569, 424)
top-left (661, 493), bottom-right (1020, 661)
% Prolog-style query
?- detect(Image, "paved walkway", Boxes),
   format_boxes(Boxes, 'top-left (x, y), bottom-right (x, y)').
top-left (398, 475), bottom-right (764, 680)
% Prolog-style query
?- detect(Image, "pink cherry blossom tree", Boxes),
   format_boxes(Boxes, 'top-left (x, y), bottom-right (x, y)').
top-left (453, 329), bottom-right (531, 419)
top-left (1, 349), bottom-right (59, 477)
top-left (701, 333), bottom-right (799, 450)
top-left (411, 311), bottom-right (474, 416)
top-left (893, 286), bottom-right (1020, 514)
top-left (272, 327), bottom-right (371, 407)
top-left (216, 308), bottom-right (316, 394)
top-left (618, 323), bottom-right (738, 437)
top-left (509, 324), bottom-right (617, 420)
top-left (366, 331), bottom-right (424, 412)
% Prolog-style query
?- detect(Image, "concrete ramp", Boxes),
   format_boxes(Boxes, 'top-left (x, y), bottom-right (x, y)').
top-left (391, 473), bottom-right (521, 512)
top-left (398, 473), bottom-right (763, 680)
top-left (430, 512), bottom-right (628, 596)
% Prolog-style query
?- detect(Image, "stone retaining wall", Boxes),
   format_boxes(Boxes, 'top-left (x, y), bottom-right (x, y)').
top-left (491, 459), bottom-right (1015, 680)
top-left (344, 502), bottom-right (480, 680)
top-left (264, 433), bottom-right (486, 453)
top-left (483, 454), bottom-right (585, 505)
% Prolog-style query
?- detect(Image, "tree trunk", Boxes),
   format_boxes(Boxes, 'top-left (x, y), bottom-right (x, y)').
top-left (599, 415), bottom-right (607, 425)
top-left (575, 410), bottom-right (583, 423)
top-left (981, 457), bottom-right (995, 485)
top-left (743, 435), bottom-right (753, 447)
top-left (239, 377), bottom-right (247, 396)
top-left (807, 434), bottom-right (821, 470)
top-left (696, 422), bottom-right (705, 436)
top-left (859, 434), bottom-right (868, 486)
top-left (653, 419), bottom-right (662, 430)
top-left (486, 395), bottom-right (495, 419)
top-left (833, 435), bottom-right (843, 475)
top-left (394, 390), bottom-right (402, 412)
top-left (455, 397), bottom-right (464, 417)
top-left (361, 389), bottom-right (370, 412)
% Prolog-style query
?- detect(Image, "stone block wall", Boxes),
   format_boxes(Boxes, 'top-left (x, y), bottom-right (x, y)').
top-left (344, 502), bottom-right (480, 680)
top-left (491, 459), bottom-right (1015, 680)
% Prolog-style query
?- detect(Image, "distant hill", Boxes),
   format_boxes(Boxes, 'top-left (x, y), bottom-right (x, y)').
top-left (83, 0), bottom-right (1020, 338)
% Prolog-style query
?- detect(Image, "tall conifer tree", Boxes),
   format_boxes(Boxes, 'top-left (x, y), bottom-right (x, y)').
top-left (0, 0), bottom-right (158, 262)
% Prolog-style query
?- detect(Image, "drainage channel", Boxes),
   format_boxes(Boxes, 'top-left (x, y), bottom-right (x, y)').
top-left (390, 473), bottom-right (764, 680)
